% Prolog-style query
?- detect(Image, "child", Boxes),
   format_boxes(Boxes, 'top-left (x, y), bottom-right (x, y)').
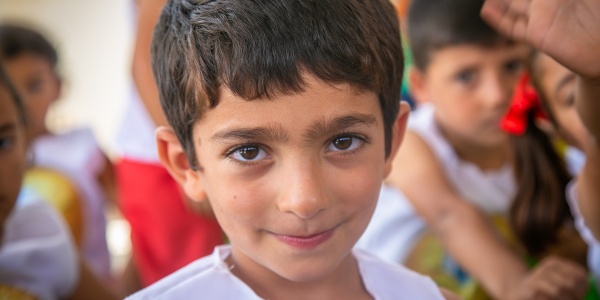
top-left (481, 0), bottom-right (600, 289)
top-left (357, 0), bottom-right (589, 298)
top-left (482, 0), bottom-right (600, 291)
top-left (127, 0), bottom-right (449, 298)
top-left (0, 24), bottom-right (114, 283)
top-left (0, 66), bottom-right (117, 300)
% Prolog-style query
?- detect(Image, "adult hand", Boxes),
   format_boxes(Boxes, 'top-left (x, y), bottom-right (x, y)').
top-left (481, 0), bottom-right (600, 80)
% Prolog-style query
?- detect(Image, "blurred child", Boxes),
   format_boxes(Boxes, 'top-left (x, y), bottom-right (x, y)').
top-left (0, 24), bottom-right (114, 283)
top-left (113, 0), bottom-right (223, 289)
top-left (481, 0), bottom-right (600, 289)
top-left (126, 0), bottom-right (452, 298)
top-left (357, 0), bottom-right (590, 298)
top-left (0, 66), bottom-right (117, 300)
top-left (502, 17), bottom-right (600, 294)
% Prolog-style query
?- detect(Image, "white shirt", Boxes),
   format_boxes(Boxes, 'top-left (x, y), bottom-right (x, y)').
top-left (566, 181), bottom-right (600, 290)
top-left (357, 104), bottom-right (516, 263)
top-left (31, 128), bottom-right (111, 280)
top-left (127, 245), bottom-right (444, 300)
top-left (0, 188), bottom-right (79, 300)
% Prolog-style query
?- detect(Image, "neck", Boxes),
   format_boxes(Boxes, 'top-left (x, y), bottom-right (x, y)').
top-left (438, 124), bottom-right (512, 171)
top-left (228, 248), bottom-right (371, 300)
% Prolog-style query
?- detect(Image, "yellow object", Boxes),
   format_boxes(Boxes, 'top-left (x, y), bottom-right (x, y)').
top-left (404, 215), bottom-right (516, 300)
top-left (23, 167), bottom-right (84, 246)
top-left (0, 284), bottom-right (36, 300)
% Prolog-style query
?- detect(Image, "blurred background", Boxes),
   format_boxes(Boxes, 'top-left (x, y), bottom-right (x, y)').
top-left (0, 0), bottom-right (134, 277)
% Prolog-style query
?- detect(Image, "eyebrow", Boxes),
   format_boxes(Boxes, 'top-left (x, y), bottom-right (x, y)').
top-left (553, 73), bottom-right (576, 97)
top-left (0, 123), bottom-right (17, 134)
top-left (210, 113), bottom-right (378, 144)
top-left (304, 113), bottom-right (378, 141)
top-left (211, 123), bottom-right (290, 143)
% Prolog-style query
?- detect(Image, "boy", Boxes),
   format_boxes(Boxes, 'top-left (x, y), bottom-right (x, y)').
top-left (127, 0), bottom-right (448, 298)
top-left (358, 0), bottom-right (589, 298)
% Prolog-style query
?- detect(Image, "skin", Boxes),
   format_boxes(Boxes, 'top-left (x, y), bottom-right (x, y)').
top-left (533, 53), bottom-right (588, 149)
top-left (2, 53), bottom-right (60, 142)
top-left (157, 75), bottom-right (419, 299)
top-left (481, 0), bottom-right (600, 298)
top-left (0, 85), bottom-right (27, 243)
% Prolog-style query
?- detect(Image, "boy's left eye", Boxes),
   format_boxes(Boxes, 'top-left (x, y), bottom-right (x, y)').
top-left (0, 137), bottom-right (14, 151)
top-left (327, 136), bottom-right (364, 152)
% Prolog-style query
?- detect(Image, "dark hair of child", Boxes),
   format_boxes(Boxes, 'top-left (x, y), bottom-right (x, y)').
top-left (0, 24), bottom-right (58, 68)
top-left (407, 0), bottom-right (510, 70)
top-left (151, 0), bottom-right (404, 170)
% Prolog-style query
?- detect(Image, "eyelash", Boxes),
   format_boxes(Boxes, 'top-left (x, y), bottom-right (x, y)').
top-left (224, 142), bottom-right (269, 167)
top-left (0, 137), bottom-right (15, 151)
top-left (224, 133), bottom-right (370, 167)
top-left (326, 133), bottom-right (369, 156)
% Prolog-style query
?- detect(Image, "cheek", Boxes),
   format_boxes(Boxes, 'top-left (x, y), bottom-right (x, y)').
top-left (204, 171), bottom-right (273, 231)
top-left (328, 158), bottom-right (384, 212)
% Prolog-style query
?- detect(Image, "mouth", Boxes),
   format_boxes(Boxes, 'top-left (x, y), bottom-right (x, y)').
top-left (273, 227), bottom-right (336, 250)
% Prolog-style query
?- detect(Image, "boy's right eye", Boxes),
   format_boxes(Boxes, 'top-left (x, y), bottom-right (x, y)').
top-left (454, 70), bottom-right (475, 85)
top-left (227, 145), bottom-right (269, 163)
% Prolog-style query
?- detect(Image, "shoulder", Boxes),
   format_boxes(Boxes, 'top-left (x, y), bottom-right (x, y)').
top-left (127, 245), bottom-right (260, 300)
top-left (355, 249), bottom-right (445, 299)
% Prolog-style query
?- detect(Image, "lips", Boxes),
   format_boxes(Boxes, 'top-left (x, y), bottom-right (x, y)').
top-left (273, 228), bottom-right (335, 250)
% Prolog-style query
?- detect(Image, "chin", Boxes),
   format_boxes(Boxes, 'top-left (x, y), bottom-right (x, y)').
top-left (273, 258), bottom-right (341, 283)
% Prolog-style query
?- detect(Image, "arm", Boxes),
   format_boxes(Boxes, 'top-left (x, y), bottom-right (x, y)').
top-left (389, 131), bottom-right (587, 299)
top-left (132, 0), bottom-right (169, 127)
top-left (388, 131), bottom-right (529, 298)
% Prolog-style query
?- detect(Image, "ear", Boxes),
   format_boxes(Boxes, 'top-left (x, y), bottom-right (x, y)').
top-left (156, 127), bottom-right (208, 203)
top-left (384, 101), bottom-right (411, 178)
top-left (408, 66), bottom-right (430, 105)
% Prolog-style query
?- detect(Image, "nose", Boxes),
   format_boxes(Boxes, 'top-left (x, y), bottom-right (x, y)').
top-left (482, 71), bottom-right (512, 111)
top-left (277, 158), bottom-right (331, 219)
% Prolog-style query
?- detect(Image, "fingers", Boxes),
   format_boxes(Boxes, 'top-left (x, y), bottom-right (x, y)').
top-left (481, 0), bottom-right (531, 42)
top-left (528, 256), bottom-right (589, 300)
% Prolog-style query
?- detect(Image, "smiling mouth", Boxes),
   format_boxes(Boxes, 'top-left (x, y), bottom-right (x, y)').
top-left (273, 228), bottom-right (336, 250)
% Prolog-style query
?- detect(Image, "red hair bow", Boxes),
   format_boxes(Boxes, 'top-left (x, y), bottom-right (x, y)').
top-left (501, 73), bottom-right (547, 135)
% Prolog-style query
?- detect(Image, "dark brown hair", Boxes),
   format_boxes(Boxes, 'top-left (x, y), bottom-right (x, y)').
top-left (0, 24), bottom-right (58, 68)
top-left (510, 114), bottom-right (573, 256)
top-left (407, 0), bottom-right (509, 70)
top-left (151, 0), bottom-right (404, 169)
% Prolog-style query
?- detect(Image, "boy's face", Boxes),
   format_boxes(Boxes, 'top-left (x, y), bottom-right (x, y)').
top-left (534, 53), bottom-right (588, 150)
top-left (3, 53), bottom-right (60, 141)
top-left (161, 75), bottom-right (407, 284)
top-left (412, 44), bottom-right (528, 147)
top-left (0, 85), bottom-right (27, 238)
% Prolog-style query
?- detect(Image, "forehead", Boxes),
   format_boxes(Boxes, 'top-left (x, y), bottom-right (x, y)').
top-left (3, 52), bottom-right (54, 80)
top-left (534, 54), bottom-right (572, 90)
top-left (425, 43), bottom-right (528, 74)
top-left (194, 77), bottom-right (381, 139)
